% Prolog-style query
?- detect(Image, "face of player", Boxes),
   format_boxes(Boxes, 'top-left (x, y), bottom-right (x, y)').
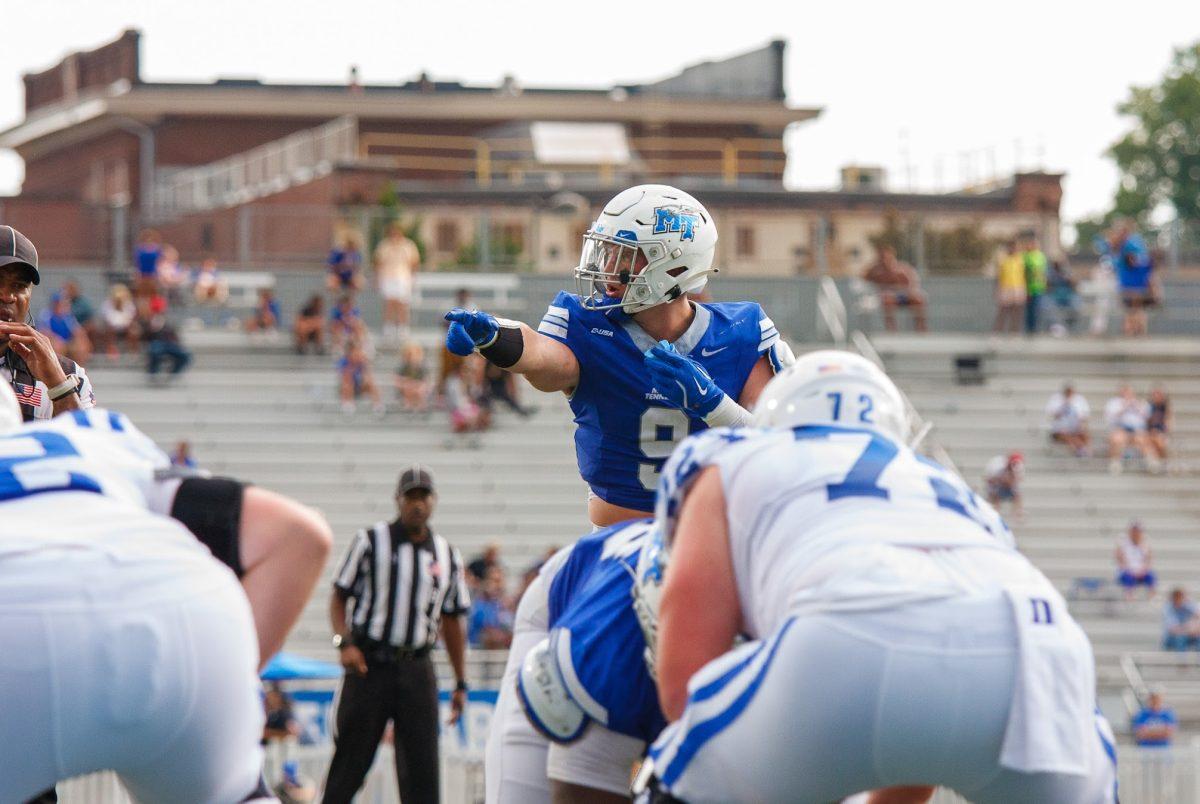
top-left (398, 488), bottom-right (435, 528)
top-left (0, 265), bottom-right (33, 344)
top-left (582, 239), bottom-right (649, 299)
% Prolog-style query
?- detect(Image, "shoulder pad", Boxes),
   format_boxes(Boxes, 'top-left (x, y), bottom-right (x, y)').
top-left (517, 637), bottom-right (587, 743)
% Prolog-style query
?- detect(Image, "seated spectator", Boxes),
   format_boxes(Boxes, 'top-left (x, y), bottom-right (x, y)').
top-left (1105, 384), bottom-right (1158, 474)
top-left (245, 288), bottom-right (282, 336)
top-left (1045, 256), bottom-right (1080, 336)
top-left (1147, 386), bottom-right (1172, 464)
top-left (1115, 520), bottom-right (1156, 600)
top-left (293, 294), bottom-right (325, 355)
top-left (983, 452), bottom-right (1024, 520)
top-left (1045, 382), bottom-right (1091, 457)
top-left (992, 240), bottom-right (1026, 334)
top-left (467, 543), bottom-right (501, 587)
top-left (394, 341), bottom-right (431, 413)
top-left (38, 293), bottom-right (92, 365)
top-left (171, 440), bottom-right (197, 469)
top-left (133, 228), bottom-right (162, 302)
top-left (156, 245), bottom-right (189, 306)
top-left (337, 336), bottom-right (384, 415)
top-left (1163, 588), bottom-right (1200, 650)
top-left (863, 246), bottom-right (928, 333)
top-left (192, 259), bottom-right (229, 318)
top-left (100, 283), bottom-right (140, 360)
top-left (481, 361), bottom-right (534, 418)
top-left (262, 683), bottom-right (300, 743)
top-left (329, 295), bottom-right (362, 350)
top-left (1131, 691), bottom-right (1176, 748)
top-left (443, 354), bottom-right (491, 439)
top-left (468, 566), bottom-right (514, 649)
top-left (144, 302), bottom-right (192, 382)
top-left (62, 280), bottom-right (98, 344)
top-left (326, 232), bottom-right (364, 295)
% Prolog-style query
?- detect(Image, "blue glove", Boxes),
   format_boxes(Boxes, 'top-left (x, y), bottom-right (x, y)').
top-left (444, 308), bottom-right (499, 356)
top-left (644, 340), bottom-right (725, 419)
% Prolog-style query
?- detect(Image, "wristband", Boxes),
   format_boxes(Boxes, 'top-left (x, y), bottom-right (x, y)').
top-left (478, 320), bottom-right (524, 368)
top-left (455, 679), bottom-right (468, 692)
top-left (48, 374), bottom-right (80, 401)
top-left (702, 395), bottom-right (752, 427)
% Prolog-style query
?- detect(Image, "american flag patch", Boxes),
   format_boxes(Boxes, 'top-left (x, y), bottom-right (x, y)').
top-left (14, 382), bottom-right (42, 406)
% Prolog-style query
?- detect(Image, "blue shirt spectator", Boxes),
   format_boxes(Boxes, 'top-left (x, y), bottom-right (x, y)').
top-left (326, 235), bottom-right (364, 293)
top-left (38, 295), bottom-right (80, 342)
top-left (467, 566), bottom-right (513, 648)
top-left (134, 231), bottom-right (162, 278)
top-left (1163, 588), bottom-right (1200, 650)
top-left (1132, 693), bottom-right (1176, 747)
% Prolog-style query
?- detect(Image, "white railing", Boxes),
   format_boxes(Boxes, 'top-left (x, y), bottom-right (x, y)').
top-left (816, 275), bottom-right (848, 345)
top-left (154, 116), bottom-right (358, 217)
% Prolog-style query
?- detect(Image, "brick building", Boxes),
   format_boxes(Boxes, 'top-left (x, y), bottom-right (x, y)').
top-left (0, 30), bottom-right (1062, 274)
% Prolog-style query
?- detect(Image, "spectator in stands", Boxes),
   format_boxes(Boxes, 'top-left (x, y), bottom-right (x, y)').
top-left (293, 294), bottom-right (326, 355)
top-left (1116, 520), bottom-right (1156, 601)
top-left (863, 245), bottom-right (928, 333)
top-left (99, 283), bottom-right (139, 360)
top-left (374, 222), bottom-right (421, 341)
top-left (1089, 255), bottom-right (1119, 337)
top-left (1147, 386), bottom-right (1172, 465)
top-left (983, 452), bottom-right (1024, 520)
top-left (326, 230), bottom-right (364, 296)
top-left (244, 288), bottom-right (282, 337)
top-left (992, 240), bottom-right (1026, 334)
top-left (38, 293), bottom-right (92, 365)
top-left (338, 335), bottom-right (384, 415)
top-left (467, 543), bottom-right (501, 587)
top-left (1106, 384), bottom-right (1159, 474)
top-left (1132, 690), bottom-right (1176, 747)
top-left (1099, 218), bottom-right (1154, 336)
top-left (171, 440), bottom-right (197, 469)
top-left (481, 361), bottom-right (534, 418)
top-left (1045, 255), bottom-right (1080, 336)
top-left (143, 298), bottom-right (192, 382)
top-left (394, 341), bottom-right (431, 414)
top-left (443, 353), bottom-right (491, 441)
top-left (329, 295), bottom-right (362, 351)
top-left (519, 546), bottom-right (560, 599)
top-left (1163, 588), bottom-right (1200, 650)
top-left (156, 245), bottom-right (189, 307)
top-left (193, 259), bottom-right (229, 325)
top-left (1045, 382), bottom-right (1091, 457)
top-left (61, 280), bottom-right (97, 345)
top-left (263, 683), bottom-right (301, 743)
top-left (468, 566), bottom-right (515, 649)
top-left (133, 229), bottom-right (162, 302)
top-left (1022, 234), bottom-right (1048, 335)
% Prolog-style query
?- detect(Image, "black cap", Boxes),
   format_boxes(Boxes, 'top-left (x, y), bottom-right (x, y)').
top-left (398, 464), bottom-right (435, 495)
top-left (0, 226), bottom-right (39, 285)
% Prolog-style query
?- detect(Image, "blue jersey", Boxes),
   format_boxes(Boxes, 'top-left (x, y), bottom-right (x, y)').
top-left (543, 519), bottom-right (666, 743)
top-left (538, 291), bottom-right (778, 511)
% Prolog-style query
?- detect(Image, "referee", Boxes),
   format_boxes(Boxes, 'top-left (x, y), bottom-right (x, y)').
top-left (322, 465), bottom-right (471, 804)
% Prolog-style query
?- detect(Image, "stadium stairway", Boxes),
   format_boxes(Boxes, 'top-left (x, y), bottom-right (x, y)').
top-left (87, 330), bottom-right (590, 662)
top-left (873, 334), bottom-right (1200, 711)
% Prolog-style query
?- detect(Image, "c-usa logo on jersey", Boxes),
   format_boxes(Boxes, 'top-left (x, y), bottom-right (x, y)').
top-left (652, 206), bottom-right (701, 242)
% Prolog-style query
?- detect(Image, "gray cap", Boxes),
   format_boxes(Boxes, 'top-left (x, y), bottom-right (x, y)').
top-left (398, 464), bottom-right (435, 494)
top-left (0, 226), bottom-right (39, 285)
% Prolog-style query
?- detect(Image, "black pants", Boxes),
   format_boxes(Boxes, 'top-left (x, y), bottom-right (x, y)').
top-left (321, 655), bottom-right (440, 804)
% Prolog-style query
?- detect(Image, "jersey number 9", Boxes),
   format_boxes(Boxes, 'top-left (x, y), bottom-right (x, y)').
top-left (638, 408), bottom-right (690, 491)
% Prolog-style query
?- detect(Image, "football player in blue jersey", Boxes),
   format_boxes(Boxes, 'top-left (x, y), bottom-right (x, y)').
top-left (485, 519), bottom-right (663, 803)
top-left (446, 184), bottom-right (793, 527)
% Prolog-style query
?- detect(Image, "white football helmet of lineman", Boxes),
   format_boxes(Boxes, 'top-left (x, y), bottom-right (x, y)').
top-left (575, 184), bottom-right (718, 313)
top-left (753, 349), bottom-right (909, 442)
top-left (0, 382), bottom-right (20, 434)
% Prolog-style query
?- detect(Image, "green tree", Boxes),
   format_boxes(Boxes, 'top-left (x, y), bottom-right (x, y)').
top-left (1107, 42), bottom-right (1200, 222)
top-left (869, 212), bottom-right (997, 274)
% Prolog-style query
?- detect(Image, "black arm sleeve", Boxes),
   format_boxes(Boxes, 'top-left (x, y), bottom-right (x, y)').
top-left (170, 476), bottom-right (248, 577)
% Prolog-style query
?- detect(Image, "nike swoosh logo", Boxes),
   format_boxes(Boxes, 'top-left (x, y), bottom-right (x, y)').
top-left (700, 346), bottom-right (727, 357)
top-left (695, 377), bottom-right (707, 394)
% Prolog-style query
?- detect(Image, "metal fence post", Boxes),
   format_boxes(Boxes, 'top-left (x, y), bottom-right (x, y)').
top-left (237, 206), bottom-right (252, 268)
top-left (110, 202), bottom-right (129, 270)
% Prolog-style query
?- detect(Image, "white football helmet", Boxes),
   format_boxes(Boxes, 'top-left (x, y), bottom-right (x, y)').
top-left (0, 382), bottom-right (20, 434)
top-left (575, 184), bottom-right (718, 313)
top-left (753, 349), bottom-right (909, 442)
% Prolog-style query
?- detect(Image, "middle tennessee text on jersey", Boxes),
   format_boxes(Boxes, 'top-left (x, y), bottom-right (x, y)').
top-left (538, 290), bottom-right (779, 512)
top-left (541, 519), bottom-right (666, 743)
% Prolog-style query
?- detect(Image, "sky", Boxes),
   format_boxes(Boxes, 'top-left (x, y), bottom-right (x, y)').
top-left (1, 0), bottom-right (1197, 227)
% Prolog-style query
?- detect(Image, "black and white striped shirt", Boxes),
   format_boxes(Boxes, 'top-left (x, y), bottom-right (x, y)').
top-left (333, 520), bottom-right (470, 649)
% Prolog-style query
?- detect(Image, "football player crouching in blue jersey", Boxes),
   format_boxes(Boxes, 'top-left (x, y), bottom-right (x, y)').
top-left (485, 518), bottom-right (665, 804)
top-left (446, 184), bottom-right (794, 528)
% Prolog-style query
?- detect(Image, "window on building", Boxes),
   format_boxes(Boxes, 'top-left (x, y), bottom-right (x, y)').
top-left (735, 225), bottom-right (756, 258)
top-left (495, 223), bottom-right (525, 252)
top-left (435, 220), bottom-right (459, 253)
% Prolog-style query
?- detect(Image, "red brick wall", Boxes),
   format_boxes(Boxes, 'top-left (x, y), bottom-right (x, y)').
top-left (155, 117), bottom-right (328, 166)
top-left (0, 198), bottom-right (114, 264)
top-left (21, 131), bottom-right (140, 203)
top-left (23, 30), bottom-right (140, 113)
